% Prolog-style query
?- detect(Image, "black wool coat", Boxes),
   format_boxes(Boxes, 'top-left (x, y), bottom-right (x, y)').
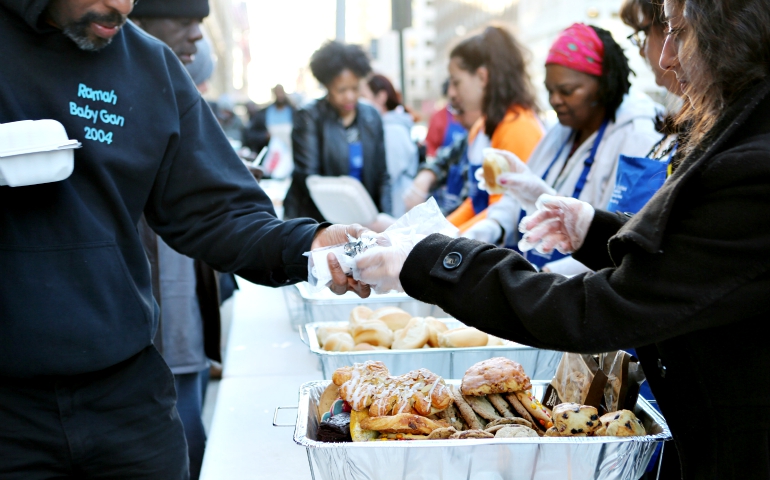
top-left (284, 98), bottom-right (391, 221)
top-left (401, 78), bottom-right (770, 479)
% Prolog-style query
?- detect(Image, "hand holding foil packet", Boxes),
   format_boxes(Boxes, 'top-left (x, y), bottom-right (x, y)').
top-left (305, 198), bottom-right (458, 293)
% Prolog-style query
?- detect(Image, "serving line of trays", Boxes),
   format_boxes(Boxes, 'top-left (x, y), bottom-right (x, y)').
top-left (300, 319), bottom-right (562, 383)
top-left (277, 380), bottom-right (671, 480)
top-left (283, 282), bottom-right (448, 328)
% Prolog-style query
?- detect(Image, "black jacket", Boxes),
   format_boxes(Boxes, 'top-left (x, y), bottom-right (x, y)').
top-left (402, 78), bottom-right (770, 479)
top-left (284, 98), bottom-right (391, 221)
top-left (0, 0), bottom-right (320, 378)
top-left (241, 102), bottom-right (295, 153)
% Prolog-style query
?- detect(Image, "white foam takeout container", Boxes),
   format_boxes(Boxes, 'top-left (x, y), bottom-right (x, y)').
top-left (0, 120), bottom-right (81, 187)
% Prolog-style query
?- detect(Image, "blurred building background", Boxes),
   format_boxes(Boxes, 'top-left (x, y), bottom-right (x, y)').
top-left (204, 0), bottom-right (667, 121)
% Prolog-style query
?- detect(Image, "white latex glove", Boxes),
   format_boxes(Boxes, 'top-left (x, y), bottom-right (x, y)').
top-left (354, 231), bottom-right (424, 294)
top-left (518, 194), bottom-right (595, 255)
top-left (462, 218), bottom-right (503, 244)
top-left (497, 172), bottom-right (556, 213)
top-left (476, 148), bottom-right (530, 193)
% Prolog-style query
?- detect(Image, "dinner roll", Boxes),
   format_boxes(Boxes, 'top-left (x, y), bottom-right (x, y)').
top-left (425, 318), bottom-right (449, 348)
top-left (353, 342), bottom-right (388, 351)
top-left (349, 306), bottom-right (374, 326)
top-left (391, 317), bottom-right (430, 349)
top-left (486, 335), bottom-right (506, 347)
top-left (438, 327), bottom-right (488, 348)
top-left (322, 332), bottom-right (355, 352)
top-left (370, 307), bottom-right (412, 331)
top-left (317, 326), bottom-right (351, 347)
top-left (482, 151), bottom-right (510, 194)
top-left (351, 319), bottom-right (394, 348)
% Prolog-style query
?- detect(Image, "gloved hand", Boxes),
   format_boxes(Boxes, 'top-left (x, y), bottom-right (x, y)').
top-left (354, 230), bottom-right (425, 294)
top-left (476, 148), bottom-right (530, 193)
top-left (462, 218), bottom-right (503, 244)
top-left (312, 224), bottom-right (373, 297)
top-left (498, 173), bottom-right (556, 213)
top-left (517, 194), bottom-right (595, 255)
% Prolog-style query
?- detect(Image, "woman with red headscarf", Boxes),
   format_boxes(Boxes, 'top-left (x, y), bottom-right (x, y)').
top-left (465, 24), bottom-right (662, 275)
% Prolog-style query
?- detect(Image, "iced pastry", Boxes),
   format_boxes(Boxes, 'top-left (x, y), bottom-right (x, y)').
top-left (461, 357), bottom-right (532, 396)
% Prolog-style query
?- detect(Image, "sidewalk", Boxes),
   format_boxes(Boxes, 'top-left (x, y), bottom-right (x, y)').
top-left (200, 279), bottom-right (320, 480)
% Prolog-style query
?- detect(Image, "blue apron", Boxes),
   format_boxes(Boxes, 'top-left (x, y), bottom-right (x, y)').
top-left (441, 108), bottom-right (467, 148)
top-left (523, 121), bottom-right (609, 270)
top-left (606, 144), bottom-right (677, 214)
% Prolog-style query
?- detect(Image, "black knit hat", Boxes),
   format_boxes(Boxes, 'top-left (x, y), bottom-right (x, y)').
top-left (130, 0), bottom-right (210, 18)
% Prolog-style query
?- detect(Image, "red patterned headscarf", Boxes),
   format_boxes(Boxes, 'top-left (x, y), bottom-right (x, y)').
top-left (546, 23), bottom-right (604, 77)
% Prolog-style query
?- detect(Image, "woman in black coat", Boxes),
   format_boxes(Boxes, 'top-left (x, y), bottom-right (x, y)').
top-left (284, 41), bottom-right (391, 221)
top-left (357, 0), bottom-right (770, 477)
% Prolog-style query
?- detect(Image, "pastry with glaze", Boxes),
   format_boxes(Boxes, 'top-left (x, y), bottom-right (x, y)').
top-left (461, 357), bottom-right (531, 396)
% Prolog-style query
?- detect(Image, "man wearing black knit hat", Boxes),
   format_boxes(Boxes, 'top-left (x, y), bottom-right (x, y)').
top-left (0, 0), bottom-right (371, 479)
top-left (129, 2), bottom-right (215, 479)
top-left (130, 0), bottom-right (208, 65)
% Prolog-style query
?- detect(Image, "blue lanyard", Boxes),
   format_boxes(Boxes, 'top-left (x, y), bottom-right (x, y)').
top-left (540, 120), bottom-right (610, 199)
top-left (572, 120), bottom-right (609, 199)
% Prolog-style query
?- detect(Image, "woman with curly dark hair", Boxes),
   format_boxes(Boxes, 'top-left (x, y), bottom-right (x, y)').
top-left (358, 0), bottom-right (770, 476)
top-left (284, 41), bottom-right (391, 222)
top-left (465, 24), bottom-right (662, 276)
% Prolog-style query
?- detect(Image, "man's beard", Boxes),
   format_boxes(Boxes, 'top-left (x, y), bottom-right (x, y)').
top-left (62, 11), bottom-right (126, 51)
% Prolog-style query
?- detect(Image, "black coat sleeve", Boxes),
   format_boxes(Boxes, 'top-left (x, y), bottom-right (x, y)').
top-left (400, 145), bottom-right (770, 353)
top-left (144, 96), bottom-right (320, 287)
top-left (572, 209), bottom-right (628, 271)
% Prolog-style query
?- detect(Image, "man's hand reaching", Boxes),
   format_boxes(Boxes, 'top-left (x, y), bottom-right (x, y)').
top-left (312, 224), bottom-right (372, 298)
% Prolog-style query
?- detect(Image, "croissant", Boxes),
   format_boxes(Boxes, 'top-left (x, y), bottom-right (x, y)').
top-left (360, 413), bottom-right (449, 435)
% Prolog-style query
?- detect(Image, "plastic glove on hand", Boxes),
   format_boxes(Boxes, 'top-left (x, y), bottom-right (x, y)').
top-left (497, 173), bottom-right (556, 213)
top-left (518, 194), bottom-right (595, 255)
top-left (462, 219), bottom-right (503, 244)
top-left (354, 231), bottom-right (423, 294)
top-left (485, 148), bottom-right (530, 174)
top-left (476, 148), bottom-right (532, 193)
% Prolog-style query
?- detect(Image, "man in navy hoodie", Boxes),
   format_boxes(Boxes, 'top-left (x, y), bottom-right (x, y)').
top-left (0, 0), bottom-right (368, 478)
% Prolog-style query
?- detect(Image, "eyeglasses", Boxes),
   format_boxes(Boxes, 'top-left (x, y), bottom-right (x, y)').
top-left (627, 24), bottom-right (652, 48)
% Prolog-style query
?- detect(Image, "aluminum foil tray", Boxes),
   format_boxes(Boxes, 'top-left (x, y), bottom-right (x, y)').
top-left (302, 320), bottom-right (561, 382)
top-left (283, 283), bottom-right (447, 328)
top-left (293, 380), bottom-right (671, 480)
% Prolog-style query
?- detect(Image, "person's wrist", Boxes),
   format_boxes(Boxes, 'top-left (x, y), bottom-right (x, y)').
top-left (310, 223), bottom-right (332, 250)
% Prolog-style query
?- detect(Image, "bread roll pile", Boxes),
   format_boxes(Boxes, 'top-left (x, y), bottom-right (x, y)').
top-left (316, 306), bottom-right (512, 352)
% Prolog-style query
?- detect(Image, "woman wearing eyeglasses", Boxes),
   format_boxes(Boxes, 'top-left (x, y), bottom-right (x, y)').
top-left (356, 0), bottom-right (770, 476)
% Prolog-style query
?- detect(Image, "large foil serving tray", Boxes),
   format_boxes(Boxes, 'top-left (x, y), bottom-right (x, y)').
top-left (283, 282), bottom-right (447, 328)
top-left (302, 320), bottom-right (561, 380)
top-left (293, 380), bottom-right (671, 480)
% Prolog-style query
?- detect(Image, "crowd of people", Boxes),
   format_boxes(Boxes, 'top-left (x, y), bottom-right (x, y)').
top-left (1, 0), bottom-right (769, 479)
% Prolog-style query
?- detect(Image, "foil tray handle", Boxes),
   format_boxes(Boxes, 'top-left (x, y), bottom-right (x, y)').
top-left (273, 406), bottom-right (299, 427)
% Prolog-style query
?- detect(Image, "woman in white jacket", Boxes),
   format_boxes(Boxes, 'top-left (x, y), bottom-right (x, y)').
top-left (465, 24), bottom-right (662, 276)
